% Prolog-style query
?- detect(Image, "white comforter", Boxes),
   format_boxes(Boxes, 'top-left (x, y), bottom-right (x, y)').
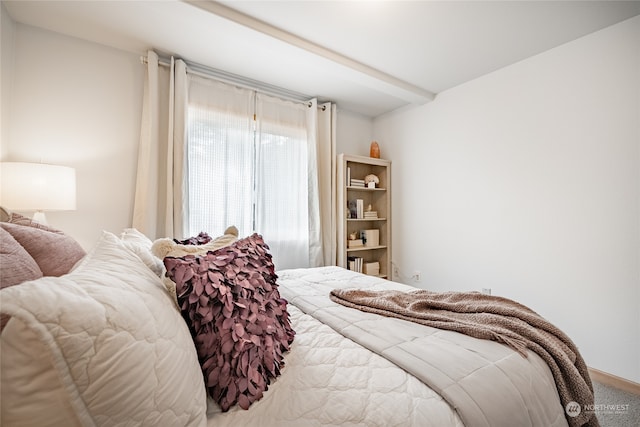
top-left (206, 302), bottom-right (464, 427)
top-left (208, 266), bottom-right (568, 427)
top-left (276, 267), bottom-right (568, 427)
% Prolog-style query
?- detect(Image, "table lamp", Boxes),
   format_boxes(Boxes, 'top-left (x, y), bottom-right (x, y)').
top-left (0, 162), bottom-right (76, 225)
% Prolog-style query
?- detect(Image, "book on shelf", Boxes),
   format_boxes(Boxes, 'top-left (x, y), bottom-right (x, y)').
top-left (361, 229), bottom-right (380, 247)
top-left (347, 166), bottom-right (351, 186)
top-left (347, 199), bottom-right (357, 218)
top-left (347, 199), bottom-right (369, 219)
top-left (350, 178), bottom-right (365, 187)
top-left (347, 256), bottom-right (363, 273)
top-left (347, 239), bottom-right (364, 248)
top-left (364, 261), bottom-right (380, 276)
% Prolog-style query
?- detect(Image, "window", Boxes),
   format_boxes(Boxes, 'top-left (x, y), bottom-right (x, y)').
top-left (186, 84), bottom-right (312, 269)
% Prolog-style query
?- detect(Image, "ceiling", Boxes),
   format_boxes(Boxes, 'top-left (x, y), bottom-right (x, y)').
top-left (4, 0), bottom-right (640, 117)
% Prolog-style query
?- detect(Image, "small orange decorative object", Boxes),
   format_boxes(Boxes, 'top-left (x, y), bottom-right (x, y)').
top-left (370, 141), bottom-right (380, 158)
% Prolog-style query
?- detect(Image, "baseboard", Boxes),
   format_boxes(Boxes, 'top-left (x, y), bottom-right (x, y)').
top-left (588, 367), bottom-right (640, 395)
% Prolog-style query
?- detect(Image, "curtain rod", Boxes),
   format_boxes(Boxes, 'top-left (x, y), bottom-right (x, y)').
top-left (140, 54), bottom-right (328, 110)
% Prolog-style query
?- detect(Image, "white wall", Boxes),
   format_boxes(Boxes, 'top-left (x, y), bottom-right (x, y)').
top-left (336, 108), bottom-right (373, 156)
top-left (1, 2), bottom-right (15, 159)
top-left (3, 22), bottom-right (144, 249)
top-left (374, 16), bottom-right (640, 383)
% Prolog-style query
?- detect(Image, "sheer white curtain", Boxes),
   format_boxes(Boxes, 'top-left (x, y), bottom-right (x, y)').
top-left (186, 76), bottom-right (255, 237)
top-left (254, 94), bottom-right (313, 268)
top-left (132, 51), bottom-right (337, 267)
top-left (185, 81), bottom-right (319, 269)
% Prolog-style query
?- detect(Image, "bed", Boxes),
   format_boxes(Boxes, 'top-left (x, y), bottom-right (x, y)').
top-left (0, 218), bottom-right (597, 427)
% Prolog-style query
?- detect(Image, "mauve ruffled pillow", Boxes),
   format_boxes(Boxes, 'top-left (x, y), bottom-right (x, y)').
top-left (163, 233), bottom-right (295, 411)
top-left (173, 231), bottom-right (212, 245)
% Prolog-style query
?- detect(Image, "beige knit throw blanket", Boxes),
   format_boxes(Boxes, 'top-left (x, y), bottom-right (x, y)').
top-left (329, 288), bottom-right (598, 427)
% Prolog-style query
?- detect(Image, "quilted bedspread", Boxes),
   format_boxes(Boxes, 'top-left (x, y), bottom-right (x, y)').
top-left (206, 303), bottom-right (464, 426)
top-left (276, 266), bottom-right (569, 427)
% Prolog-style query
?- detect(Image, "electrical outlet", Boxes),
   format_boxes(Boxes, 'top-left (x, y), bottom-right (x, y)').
top-left (482, 288), bottom-right (492, 295)
top-left (412, 271), bottom-right (421, 282)
top-left (393, 265), bottom-right (399, 278)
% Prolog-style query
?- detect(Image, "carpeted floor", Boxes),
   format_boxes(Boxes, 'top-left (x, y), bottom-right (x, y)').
top-left (592, 381), bottom-right (640, 426)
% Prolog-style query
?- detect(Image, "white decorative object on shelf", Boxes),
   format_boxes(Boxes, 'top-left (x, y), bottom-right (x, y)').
top-left (364, 174), bottom-right (379, 188)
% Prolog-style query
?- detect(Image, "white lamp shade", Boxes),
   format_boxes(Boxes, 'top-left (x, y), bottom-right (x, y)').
top-left (0, 162), bottom-right (76, 211)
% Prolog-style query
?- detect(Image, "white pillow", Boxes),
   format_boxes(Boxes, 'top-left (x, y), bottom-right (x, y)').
top-left (120, 227), bottom-right (165, 276)
top-left (1, 317), bottom-right (83, 427)
top-left (0, 231), bottom-right (207, 427)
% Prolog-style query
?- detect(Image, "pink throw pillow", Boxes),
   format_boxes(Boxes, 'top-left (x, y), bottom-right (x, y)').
top-left (0, 227), bottom-right (45, 329)
top-left (6, 212), bottom-right (64, 233)
top-left (0, 222), bottom-right (85, 277)
top-left (0, 227), bottom-right (43, 287)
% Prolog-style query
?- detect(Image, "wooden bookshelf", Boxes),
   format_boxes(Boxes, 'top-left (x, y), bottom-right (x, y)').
top-left (337, 153), bottom-right (391, 279)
